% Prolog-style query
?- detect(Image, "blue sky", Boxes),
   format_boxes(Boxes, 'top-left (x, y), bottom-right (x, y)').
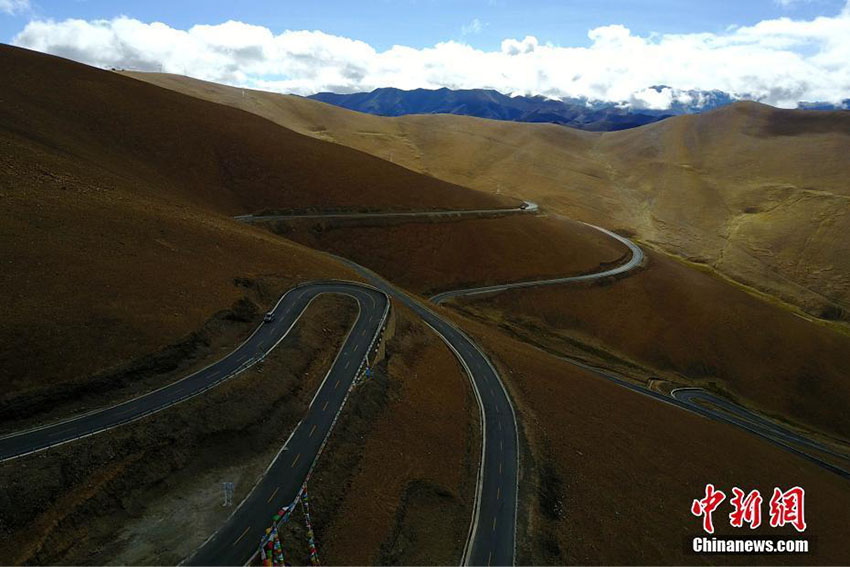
top-left (3, 0), bottom-right (847, 50)
top-left (4, 0), bottom-right (850, 107)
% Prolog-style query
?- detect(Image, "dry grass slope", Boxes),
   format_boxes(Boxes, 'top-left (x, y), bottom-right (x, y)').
top-left (302, 306), bottom-right (478, 564)
top-left (455, 249), bottom-right (850, 440)
top-left (0, 45), bottom-right (507, 409)
top-left (4, 47), bottom-right (848, 566)
top-left (278, 214), bottom-right (629, 296)
top-left (451, 311), bottom-right (850, 565)
top-left (3, 47), bottom-right (513, 216)
top-left (595, 102), bottom-right (850, 318)
top-left (130, 72), bottom-right (850, 318)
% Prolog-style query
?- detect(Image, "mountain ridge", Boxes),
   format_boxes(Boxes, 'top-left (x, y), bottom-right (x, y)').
top-left (123, 69), bottom-right (850, 317)
top-left (308, 87), bottom-right (669, 131)
top-left (308, 86), bottom-right (850, 132)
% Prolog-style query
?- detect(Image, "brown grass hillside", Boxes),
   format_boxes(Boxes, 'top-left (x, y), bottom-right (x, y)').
top-left (454, 249), bottom-right (850, 440)
top-left (278, 214), bottom-right (628, 296)
top-left (456, 312), bottom-right (850, 565)
top-left (595, 102), bottom-right (850, 320)
top-left (129, 72), bottom-right (850, 318)
top-left (2, 46), bottom-right (514, 216)
top-left (0, 44), bottom-right (506, 418)
top-left (302, 305), bottom-right (478, 564)
top-left (255, 202), bottom-right (850, 440)
top-left (4, 46), bottom-right (849, 565)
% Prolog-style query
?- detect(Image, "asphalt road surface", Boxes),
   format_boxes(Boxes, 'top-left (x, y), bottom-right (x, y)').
top-left (234, 201), bottom-right (538, 224)
top-left (0, 283), bottom-right (388, 467)
top-left (329, 223), bottom-right (646, 565)
top-left (1, 205), bottom-right (641, 566)
top-left (430, 222), bottom-right (643, 304)
top-left (185, 283), bottom-right (389, 565)
top-left (333, 256), bottom-right (520, 566)
top-left (671, 387), bottom-right (850, 478)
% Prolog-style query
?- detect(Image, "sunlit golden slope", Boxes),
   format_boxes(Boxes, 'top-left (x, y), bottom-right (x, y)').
top-left (120, 72), bottom-right (612, 215)
top-left (127, 72), bottom-right (850, 318)
top-left (595, 102), bottom-right (850, 318)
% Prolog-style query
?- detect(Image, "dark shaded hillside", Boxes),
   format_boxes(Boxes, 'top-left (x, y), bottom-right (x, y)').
top-left (0, 44), bottom-right (514, 413)
top-left (0, 46), bottom-right (514, 215)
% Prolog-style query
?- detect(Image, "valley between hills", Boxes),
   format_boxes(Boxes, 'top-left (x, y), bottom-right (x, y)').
top-left (1, 44), bottom-right (849, 565)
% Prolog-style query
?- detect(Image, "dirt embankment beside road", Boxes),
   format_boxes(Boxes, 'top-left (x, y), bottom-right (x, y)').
top-left (0, 295), bottom-right (356, 565)
top-left (447, 310), bottom-right (850, 565)
top-left (451, 249), bottom-right (850, 441)
top-left (277, 305), bottom-right (479, 564)
top-left (2, 276), bottom-right (289, 434)
top-left (276, 215), bottom-right (629, 296)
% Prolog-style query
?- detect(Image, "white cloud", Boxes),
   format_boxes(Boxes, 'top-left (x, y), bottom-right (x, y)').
top-left (501, 35), bottom-right (538, 55)
top-left (461, 18), bottom-right (484, 36)
top-left (774, 0), bottom-right (813, 8)
top-left (1, 0), bottom-right (29, 15)
top-left (12, 5), bottom-right (850, 108)
top-left (629, 87), bottom-right (675, 110)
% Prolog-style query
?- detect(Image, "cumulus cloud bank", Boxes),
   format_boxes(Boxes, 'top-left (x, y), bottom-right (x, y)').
top-left (12, 3), bottom-right (850, 108)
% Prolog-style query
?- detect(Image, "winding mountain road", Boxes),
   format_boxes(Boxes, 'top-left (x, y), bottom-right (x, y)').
top-left (7, 198), bottom-right (842, 567)
top-left (430, 222), bottom-right (643, 304)
top-left (5, 198), bottom-right (842, 566)
top-left (185, 283), bottom-right (389, 566)
top-left (671, 388), bottom-right (850, 478)
top-left (330, 255), bottom-right (521, 566)
top-left (0, 204), bottom-right (658, 566)
top-left (230, 205), bottom-right (642, 565)
top-left (0, 283), bottom-right (389, 466)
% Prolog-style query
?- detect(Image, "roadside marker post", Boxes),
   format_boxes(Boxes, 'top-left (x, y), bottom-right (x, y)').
top-left (222, 481), bottom-right (234, 507)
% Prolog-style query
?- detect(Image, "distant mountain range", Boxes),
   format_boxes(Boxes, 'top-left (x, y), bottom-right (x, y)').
top-left (308, 86), bottom-right (850, 131)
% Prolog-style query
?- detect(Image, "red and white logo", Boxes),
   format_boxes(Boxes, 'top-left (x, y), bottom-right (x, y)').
top-left (691, 485), bottom-right (806, 534)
